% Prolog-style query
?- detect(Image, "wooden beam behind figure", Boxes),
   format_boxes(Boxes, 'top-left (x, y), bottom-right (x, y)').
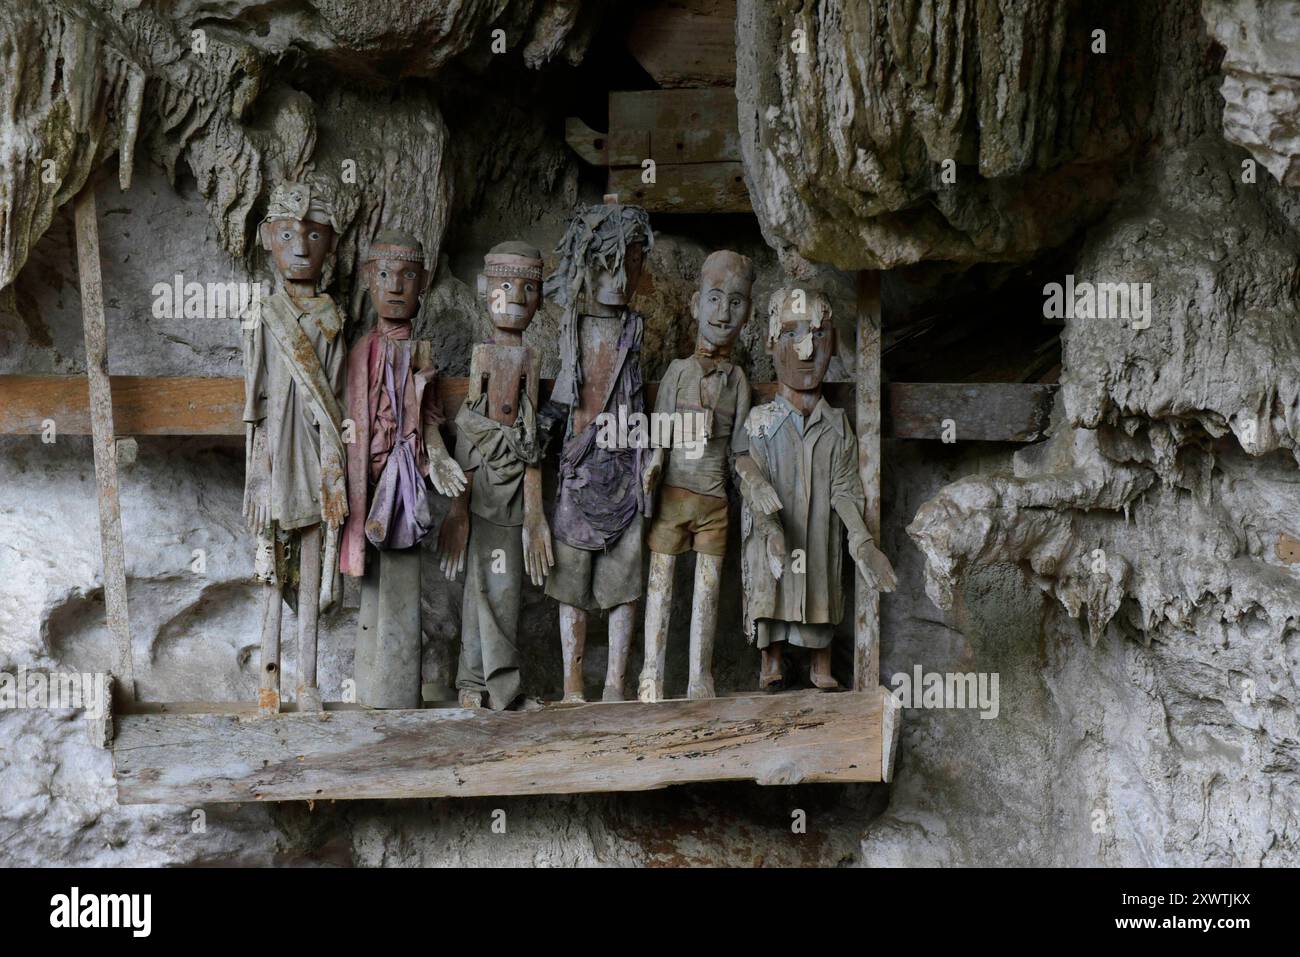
top-left (111, 689), bottom-right (886, 804)
top-left (0, 375), bottom-right (1056, 441)
top-left (73, 186), bottom-right (134, 702)
top-left (886, 381), bottom-right (1055, 442)
top-left (854, 271), bottom-right (883, 692)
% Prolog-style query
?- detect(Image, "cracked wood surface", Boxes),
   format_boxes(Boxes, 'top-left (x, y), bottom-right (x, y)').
top-left (112, 688), bottom-right (885, 803)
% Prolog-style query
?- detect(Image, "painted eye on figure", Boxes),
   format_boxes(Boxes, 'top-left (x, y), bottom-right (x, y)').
top-left (308, 231), bottom-right (321, 242)
top-left (525, 283), bottom-right (536, 294)
top-left (502, 282), bottom-right (513, 291)
top-left (280, 231), bottom-right (293, 242)
top-left (379, 271), bottom-right (388, 279)
top-left (404, 270), bottom-right (417, 280)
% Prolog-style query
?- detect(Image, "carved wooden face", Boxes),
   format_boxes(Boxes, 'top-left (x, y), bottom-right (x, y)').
top-left (589, 241), bottom-right (646, 308)
top-left (366, 256), bottom-right (427, 321)
top-left (261, 217), bottom-right (334, 284)
top-left (692, 268), bottom-right (752, 350)
top-left (485, 273), bottom-right (541, 332)
top-left (771, 317), bottom-right (834, 391)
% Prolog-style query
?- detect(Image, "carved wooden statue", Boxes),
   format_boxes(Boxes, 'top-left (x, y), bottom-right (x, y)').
top-left (340, 230), bottom-right (466, 710)
top-left (243, 180), bottom-right (348, 713)
top-left (639, 250), bottom-right (755, 701)
top-left (541, 200), bottom-right (653, 702)
top-left (737, 288), bottom-right (897, 691)
top-left (437, 241), bottom-right (552, 710)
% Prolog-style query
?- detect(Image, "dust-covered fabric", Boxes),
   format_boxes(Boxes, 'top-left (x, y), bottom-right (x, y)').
top-left (551, 309), bottom-right (649, 551)
top-left (453, 389), bottom-right (539, 528)
top-left (340, 328), bottom-right (441, 578)
top-left (654, 353), bottom-right (751, 499)
top-left (739, 394), bottom-right (872, 641)
top-left (456, 515), bottom-right (524, 710)
top-left (242, 289), bottom-right (348, 610)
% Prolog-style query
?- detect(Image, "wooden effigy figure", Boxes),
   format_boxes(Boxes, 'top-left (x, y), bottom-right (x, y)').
top-left (243, 179), bottom-right (348, 712)
top-left (437, 241), bottom-right (552, 710)
top-left (541, 201), bottom-right (653, 703)
top-left (339, 230), bottom-right (466, 710)
top-left (639, 250), bottom-right (756, 701)
top-left (737, 288), bottom-right (897, 691)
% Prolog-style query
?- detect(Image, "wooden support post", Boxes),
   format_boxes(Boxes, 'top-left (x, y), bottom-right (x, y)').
top-left (74, 184), bottom-right (134, 703)
top-left (853, 270), bottom-right (883, 692)
top-left (257, 588), bottom-right (282, 715)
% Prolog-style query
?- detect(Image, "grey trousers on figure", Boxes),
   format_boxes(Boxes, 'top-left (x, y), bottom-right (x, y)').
top-left (355, 544), bottom-right (422, 709)
top-left (456, 514), bottom-right (523, 710)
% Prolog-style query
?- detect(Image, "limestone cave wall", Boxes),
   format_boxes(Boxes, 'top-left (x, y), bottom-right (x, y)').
top-left (0, 0), bottom-right (1296, 866)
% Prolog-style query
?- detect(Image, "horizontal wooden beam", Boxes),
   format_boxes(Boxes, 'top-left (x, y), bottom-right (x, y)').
top-left (609, 161), bottom-right (749, 213)
top-left (885, 381), bottom-right (1056, 442)
top-left (626, 0), bottom-right (737, 88)
top-left (0, 375), bottom-right (245, 436)
top-left (0, 375), bottom-right (1055, 442)
top-left (111, 688), bottom-right (889, 804)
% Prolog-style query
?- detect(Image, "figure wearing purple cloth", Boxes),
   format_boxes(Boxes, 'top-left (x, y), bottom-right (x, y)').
top-left (541, 200), bottom-right (654, 703)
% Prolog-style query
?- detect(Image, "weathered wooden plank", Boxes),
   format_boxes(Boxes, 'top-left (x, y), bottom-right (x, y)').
top-left (608, 126), bottom-right (741, 166)
top-left (0, 376), bottom-right (1055, 441)
top-left (610, 161), bottom-right (749, 213)
top-left (566, 90), bottom-right (748, 213)
top-left (854, 271), bottom-right (882, 692)
top-left (0, 375), bottom-right (247, 435)
top-left (626, 0), bottom-right (737, 88)
top-left (112, 688), bottom-right (885, 803)
top-left (74, 185), bottom-right (134, 702)
top-left (609, 88), bottom-right (738, 132)
top-left (880, 686), bottom-right (902, 783)
top-left (886, 381), bottom-right (1056, 442)
top-left (564, 116), bottom-right (608, 166)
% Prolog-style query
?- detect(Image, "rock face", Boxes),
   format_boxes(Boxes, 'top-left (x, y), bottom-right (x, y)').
top-left (899, 0), bottom-right (1300, 864)
top-left (0, 0), bottom-right (597, 290)
top-left (1205, 0), bottom-right (1300, 188)
top-left (735, 0), bottom-right (1160, 271)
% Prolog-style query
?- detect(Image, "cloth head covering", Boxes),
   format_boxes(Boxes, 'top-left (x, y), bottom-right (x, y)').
top-left (485, 240), bottom-right (543, 280)
top-left (263, 179), bottom-right (338, 231)
top-left (364, 230), bottom-right (425, 265)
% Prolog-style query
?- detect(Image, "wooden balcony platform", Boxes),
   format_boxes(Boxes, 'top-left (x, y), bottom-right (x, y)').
top-left (110, 687), bottom-right (900, 805)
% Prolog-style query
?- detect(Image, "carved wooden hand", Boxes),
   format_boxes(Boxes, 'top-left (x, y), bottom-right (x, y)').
top-left (853, 539), bottom-right (898, 593)
top-left (436, 504), bottom-right (469, 581)
top-left (242, 423), bottom-right (272, 533)
top-left (522, 514), bottom-right (554, 587)
top-left (428, 447), bottom-right (467, 497)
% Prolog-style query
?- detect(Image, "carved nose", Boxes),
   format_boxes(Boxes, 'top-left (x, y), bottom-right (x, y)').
top-left (795, 333), bottom-right (815, 360)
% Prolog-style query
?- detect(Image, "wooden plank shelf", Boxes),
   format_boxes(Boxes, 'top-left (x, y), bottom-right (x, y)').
top-left (0, 375), bottom-right (1056, 443)
top-left (111, 687), bottom-right (900, 804)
